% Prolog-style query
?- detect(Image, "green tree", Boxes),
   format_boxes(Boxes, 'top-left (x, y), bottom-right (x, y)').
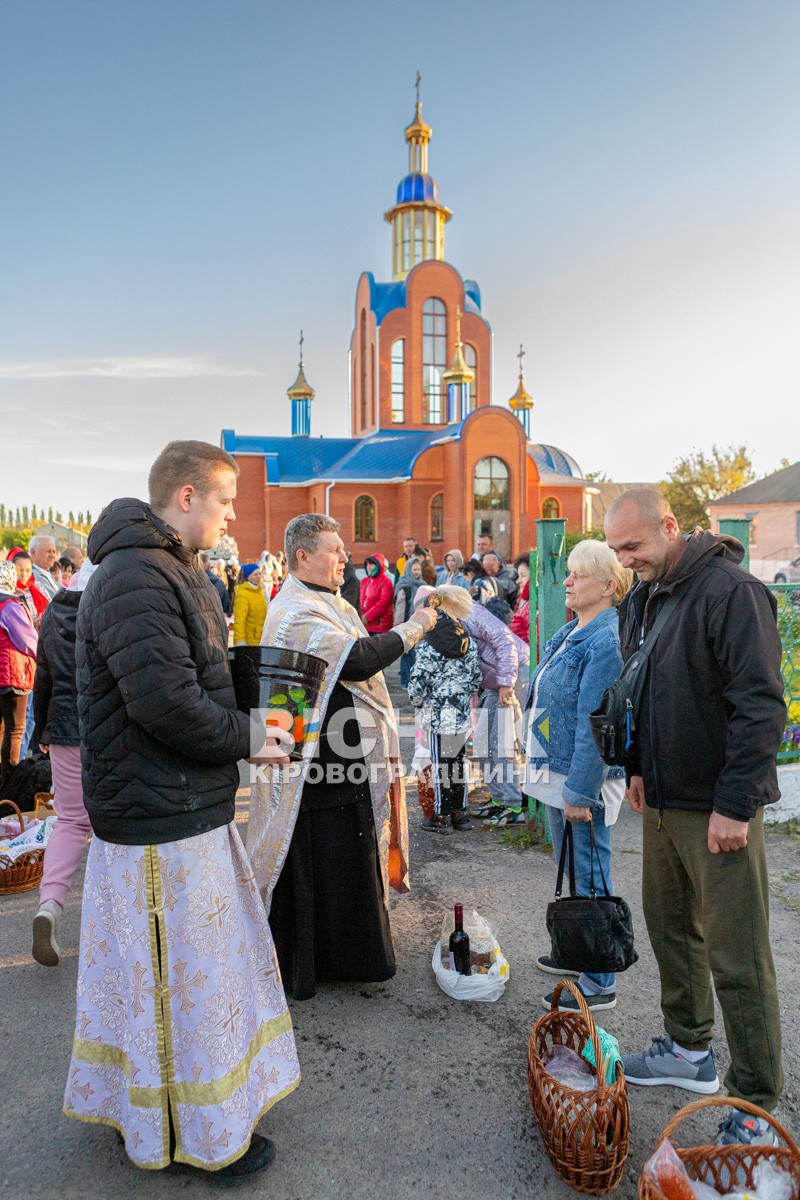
top-left (31, 504), bottom-right (37, 521)
top-left (55, 511), bottom-right (63, 524)
top-left (14, 508), bottom-right (20, 526)
top-left (86, 510), bottom-right (92, 526)
top-left (68, 510), bottom-right (75, 526)
top-left (21, 506), bottom-right (29, 525)
top-left (0, 504), bottom-right (5, 526)
top-left (48, 506), bottom-right (53, 522)
top-left (660, 444), bottom-right (755, 530)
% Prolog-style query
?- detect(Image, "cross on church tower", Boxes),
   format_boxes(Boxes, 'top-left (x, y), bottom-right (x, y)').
top-left (299, 329), bottom-right (304, 364)
top-left (415, 70), bottom-right (421, 104)
top-left (517, 344), bottom-right (526, 377)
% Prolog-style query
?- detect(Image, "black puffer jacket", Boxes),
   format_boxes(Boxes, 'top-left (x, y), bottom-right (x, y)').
top-left (77, 498), bottom-right (254, 845)
top-left (619, 530), bottom-right (785, 821)
top-left (33, 589), bottom-right (81, 746)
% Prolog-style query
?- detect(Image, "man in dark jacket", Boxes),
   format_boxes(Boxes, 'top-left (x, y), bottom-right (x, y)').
top-left (605, 489), bottom-right (786, 1145)
top-left (340, 552), bottom-right (361, 614)
top-left (64, 440), bottom-right (299, 1182)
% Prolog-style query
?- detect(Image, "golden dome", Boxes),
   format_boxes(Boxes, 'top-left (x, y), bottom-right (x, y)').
top-left (509, 344), bottom-right (533, 410)
top-left (442, 312), bottom-right (475, 385)
top-left (287, 364), bottom-right (314, 401)
top-left (405, 101), bottom-right (432, 143)
top-left (509, 376), bottom-right (533, 410)
top-left (287, 331), bottom-right (315, 401)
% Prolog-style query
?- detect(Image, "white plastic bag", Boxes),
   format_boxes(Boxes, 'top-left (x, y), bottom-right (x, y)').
top-left (432, 909), bottom-right (509, 1002)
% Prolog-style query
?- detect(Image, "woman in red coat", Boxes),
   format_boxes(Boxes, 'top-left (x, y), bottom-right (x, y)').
top-left (359, 554), bottom-right (394, 634)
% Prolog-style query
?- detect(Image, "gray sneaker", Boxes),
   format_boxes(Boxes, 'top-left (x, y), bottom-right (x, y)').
top-left (715, 1109), bottom-right (778, 1147)
top-left (622, 1036), bottom-right (720, 1094)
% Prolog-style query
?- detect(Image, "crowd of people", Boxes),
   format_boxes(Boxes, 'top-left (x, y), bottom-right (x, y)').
top-left (0, 440), bottom-right (788, 1181)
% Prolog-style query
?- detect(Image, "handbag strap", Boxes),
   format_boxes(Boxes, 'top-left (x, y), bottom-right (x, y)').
top-left (588, 815), bottom-right (611, 898)
top-left (554, 820), bottom-right (577, 898)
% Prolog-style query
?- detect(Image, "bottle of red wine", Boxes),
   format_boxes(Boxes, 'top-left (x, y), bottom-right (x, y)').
top-left (449, 903), bottom-right (471, 976)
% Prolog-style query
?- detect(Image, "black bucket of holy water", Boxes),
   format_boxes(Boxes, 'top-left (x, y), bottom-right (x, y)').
top-left (230, 645), bottom-right (328, 761)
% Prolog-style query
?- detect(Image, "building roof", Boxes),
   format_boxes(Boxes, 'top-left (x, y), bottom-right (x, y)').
top-left (223, 425), bottom-right (586, 486)
top-left (527, 443), bottom-right (584, 479)
top-left (710, 461), bottom-right (800, 506)
top-left (221, 425), bottom-right (464, 484)
top-left (363, 270), bottom-right (490, 329)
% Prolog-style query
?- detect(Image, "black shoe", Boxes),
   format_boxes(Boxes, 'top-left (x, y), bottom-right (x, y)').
top-left (421, 815), bottom-right (451, 835)
top-left (542, 987), bottom-right (617, 1013)
top-left (213, 1135), bottom-right (276, 1186)
top-left (450, 812), bottom-right (473, 831)
top-left (536, 954), bottom-right (580, 978)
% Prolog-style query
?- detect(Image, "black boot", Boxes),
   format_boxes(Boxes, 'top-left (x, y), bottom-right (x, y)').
top-left (212, 1134), bottom-right (276, 1186)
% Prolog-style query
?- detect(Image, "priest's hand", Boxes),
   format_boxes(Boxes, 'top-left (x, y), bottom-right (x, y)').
top-left (247, 725), bottom-right (295, 766)
top-left (409, 605), bottom-right (438, 632)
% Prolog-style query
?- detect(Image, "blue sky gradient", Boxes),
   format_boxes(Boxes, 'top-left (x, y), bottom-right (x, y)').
top-left (1, 0), bottom-right (798, 519)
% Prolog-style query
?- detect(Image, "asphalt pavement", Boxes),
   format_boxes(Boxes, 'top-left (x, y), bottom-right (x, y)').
top-left (2, 665), bottom-right (798, 1200)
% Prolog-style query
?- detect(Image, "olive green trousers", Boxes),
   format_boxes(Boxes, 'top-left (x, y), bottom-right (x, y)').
top-left (642, 804), bottom-right (783, 1110)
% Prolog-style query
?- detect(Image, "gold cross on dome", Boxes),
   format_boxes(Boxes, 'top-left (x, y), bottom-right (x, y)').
top-left (518, 344), bottom-right (526, 375)
top-left (415, 71), bottom-right (421, 104)
top-left (299, 329), bottom-right (304, 362)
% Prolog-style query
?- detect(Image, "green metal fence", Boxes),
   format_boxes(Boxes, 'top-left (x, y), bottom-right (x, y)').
top-left (769, 583), bottom-right (800, 764)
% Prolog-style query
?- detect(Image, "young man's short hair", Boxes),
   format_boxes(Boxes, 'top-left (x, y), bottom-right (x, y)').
top-left (148, 441), bottom-right (239, 513)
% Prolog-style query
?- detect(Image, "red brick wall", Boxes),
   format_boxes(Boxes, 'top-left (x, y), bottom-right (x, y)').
top-left (233, 456), bottom-right (267, 560)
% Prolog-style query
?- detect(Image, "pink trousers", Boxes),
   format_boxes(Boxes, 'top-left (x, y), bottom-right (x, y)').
top-left (39, 744), bottom-right (91, 907)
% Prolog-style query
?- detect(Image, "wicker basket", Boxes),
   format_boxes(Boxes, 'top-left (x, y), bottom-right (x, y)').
top-left (0, 799), bottom-right (46, 895)
top-left (528, 978), bottom-right (630, 1194)
top-left (639, 1095), bottom-right (800, 1199)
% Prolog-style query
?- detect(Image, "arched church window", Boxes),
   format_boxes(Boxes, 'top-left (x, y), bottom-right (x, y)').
top-left (391, 340), bottom-right (404, 423)
top-left (465, 343), bottom-right (477, 410)
top-left (541, 497), bottom-right (560, 519)
top-left (354, 495), bottom-right (376, 542)
top-left (422, 298), bottom-right (446, 424)
top-left (474, 457), bottom-right (509, 511)
top-left (430, 493), bottom-right (443, 543)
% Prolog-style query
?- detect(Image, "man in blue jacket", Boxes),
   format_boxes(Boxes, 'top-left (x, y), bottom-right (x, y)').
top-left (605, 489), bottom-right (785, 1147)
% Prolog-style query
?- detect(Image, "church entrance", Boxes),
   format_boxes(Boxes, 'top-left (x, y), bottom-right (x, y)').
top-left (473, 457), bottom-right (511, 559)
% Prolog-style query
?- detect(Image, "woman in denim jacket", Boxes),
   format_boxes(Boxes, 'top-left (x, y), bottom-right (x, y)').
top-left (523, 540), bottom-right (633, 1013)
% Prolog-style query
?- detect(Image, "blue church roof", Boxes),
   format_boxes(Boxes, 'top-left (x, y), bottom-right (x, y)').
top-left (221, 425), bottom-right (464, 484)
top-left (395, 173), bottom-right (440, 204)
top-left (528, 443), bottom-right (584, 479)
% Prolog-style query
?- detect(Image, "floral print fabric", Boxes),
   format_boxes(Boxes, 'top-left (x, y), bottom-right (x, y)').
top-left (63, 823), bottom-right (300, 1171)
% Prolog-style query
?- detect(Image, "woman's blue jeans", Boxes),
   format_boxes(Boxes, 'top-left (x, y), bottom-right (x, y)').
top-left (547, 805), bottom-right (615, 993)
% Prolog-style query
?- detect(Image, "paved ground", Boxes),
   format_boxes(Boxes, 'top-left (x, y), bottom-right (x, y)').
top-left (2, 667), bottom-right (799, 1199)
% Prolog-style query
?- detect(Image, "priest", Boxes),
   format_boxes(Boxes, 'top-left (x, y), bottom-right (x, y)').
top-left (247, 513), bottom-right (436, 1000)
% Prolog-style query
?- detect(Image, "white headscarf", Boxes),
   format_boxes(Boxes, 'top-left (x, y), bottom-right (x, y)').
top-left (68, 558), bottom-right (97, 592)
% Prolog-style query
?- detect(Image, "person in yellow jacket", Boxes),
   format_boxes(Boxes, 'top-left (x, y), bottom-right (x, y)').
top-left (233, 564), bottom-right (267, 645)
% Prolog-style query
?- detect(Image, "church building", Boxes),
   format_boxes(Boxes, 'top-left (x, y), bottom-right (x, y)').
top-left (223, 95), bottom-right (591, 562)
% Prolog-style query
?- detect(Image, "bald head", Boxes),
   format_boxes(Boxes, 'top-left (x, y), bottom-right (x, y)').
top-left (606, 489), bottom-right (674, 530)
top-left (605, 489), bottom-right (684, 583)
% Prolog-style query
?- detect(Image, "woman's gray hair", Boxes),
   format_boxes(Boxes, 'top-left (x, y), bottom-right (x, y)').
top-left (567, 539), bottom-right (634, 603)
top-left (285, 514), bottom-right (341, 570)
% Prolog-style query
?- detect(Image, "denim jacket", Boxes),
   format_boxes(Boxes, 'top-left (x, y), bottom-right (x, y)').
top-left (524, 606), bottom-right (624, 807)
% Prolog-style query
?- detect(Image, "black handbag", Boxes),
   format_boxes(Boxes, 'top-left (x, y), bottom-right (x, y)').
top-left (589, 593), bottom-right (680, 768)
top-left (545, 818), bottom-right (638, 974)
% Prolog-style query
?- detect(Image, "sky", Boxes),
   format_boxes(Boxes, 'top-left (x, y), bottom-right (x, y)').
top-left (1, 0), bottom-right (798, 519)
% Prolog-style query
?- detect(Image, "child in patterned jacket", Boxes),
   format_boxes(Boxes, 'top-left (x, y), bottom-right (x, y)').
top-left (408, 586), bottom-right (482, 833)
